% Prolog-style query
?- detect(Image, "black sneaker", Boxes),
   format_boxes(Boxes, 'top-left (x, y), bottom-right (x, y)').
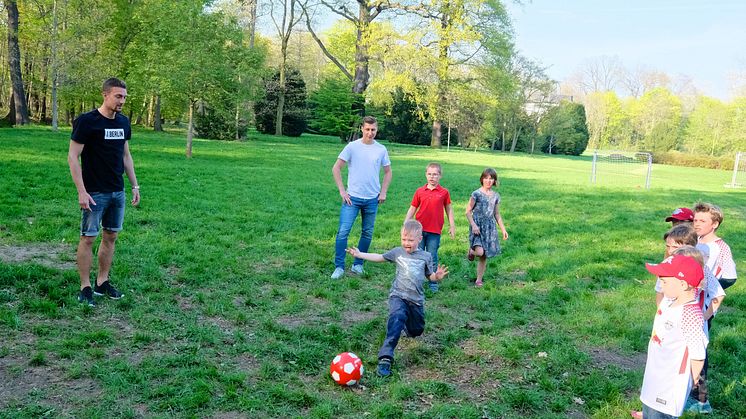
top-left (93, 281), bottom-right (124, 299)
top-left (78, 286), bottom-right (96, 307)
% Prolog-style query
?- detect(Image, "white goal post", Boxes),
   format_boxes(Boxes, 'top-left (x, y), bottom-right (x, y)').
top-left (591, 150), bottom-right (653, 190)
top-left (726, 152), bottom-right (745, 188)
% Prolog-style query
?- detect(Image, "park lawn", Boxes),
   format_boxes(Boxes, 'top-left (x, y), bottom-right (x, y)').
top-left (1, 126), bottom-right (744, 418)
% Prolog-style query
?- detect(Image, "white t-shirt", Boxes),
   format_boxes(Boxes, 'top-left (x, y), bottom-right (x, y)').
top-left (704, 239), bottom-right (737, 280)
top-left (338, 139), bottom-right (391, 200)
top-left (640, 301), bottom-right (708, 417)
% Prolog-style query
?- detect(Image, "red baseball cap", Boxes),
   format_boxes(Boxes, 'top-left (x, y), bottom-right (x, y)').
top-left (645, 254), bottom-right (704, 288)
top-left (665, 207), bottom-right (694, 222)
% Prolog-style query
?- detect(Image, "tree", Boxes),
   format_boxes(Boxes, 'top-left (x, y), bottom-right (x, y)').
top-left (629, 87), bottom-right (682, 153)
top-left (381, 87), bottom-right (431, 145)
top-left (5, 0), bottom-right (30, 125)
top-left (539, 101), bottom-right (589, 156)
top-left (307, 73), bottom-right (362, 139)
top-left (683, 96), bottom-right (730, 156)
top-left (255, 68), bottom-right (307, 136)
top-left (267, 0), bottom-right (304, 135)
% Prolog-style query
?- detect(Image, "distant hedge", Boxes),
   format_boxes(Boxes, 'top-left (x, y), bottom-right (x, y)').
top-left (653, 151), bottom-right (737, 170)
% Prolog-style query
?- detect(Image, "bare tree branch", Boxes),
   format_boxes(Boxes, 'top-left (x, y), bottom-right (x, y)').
top-left (300, 5), bottom-right (353, 80)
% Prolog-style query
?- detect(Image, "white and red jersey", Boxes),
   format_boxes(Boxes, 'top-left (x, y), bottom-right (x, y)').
top-left (655, 268), bottom-right (725, 334)
top-left (640, 301), bottom-right (708, 417)
top-left (704, 239), bottom-right (737, 280)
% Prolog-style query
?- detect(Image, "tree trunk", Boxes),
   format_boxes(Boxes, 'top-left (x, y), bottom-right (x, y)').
top-left (501, 120), bottom-right (507, 152)
top-left (153, 95), bottom-right (162, 131)
top-left (186, 100), bottom-right (194, 158)
top-left (431, 120), bottom-right (442, 149)
top-left (275, 64), bottom-right (286, 136)
top-left (352, 7), bottom-right (371, 95)
top-left (134, 96), bottom-right (147, 125)
top-left (6, 0), bottom-right (30, 125)
top-left (146, 94), bottom-right (155, 127)
top-left (510, 126), bottom-right (521, 153)
top-left (51, 0), bottom-right (59, 131)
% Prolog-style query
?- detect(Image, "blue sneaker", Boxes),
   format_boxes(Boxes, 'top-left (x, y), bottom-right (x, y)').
top-left (377, 358), bottom-right (392, 377)
top-left (687, 400), bottom-right (713, 414)
top-left (428, 281), bottom-right (439, 293)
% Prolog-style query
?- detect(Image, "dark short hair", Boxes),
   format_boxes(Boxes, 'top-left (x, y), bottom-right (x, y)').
top-left (102, 78), bottom-right (127, 93)
top-left (362, 116), bottom-right (377, 126)
top-left (663, 223), bottom-right (697, 246)
top-left (480, 168), bottom-right (498, 186)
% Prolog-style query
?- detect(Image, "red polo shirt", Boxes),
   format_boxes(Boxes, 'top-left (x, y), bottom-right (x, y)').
top-left (411, 184), bottom-right (452, 234)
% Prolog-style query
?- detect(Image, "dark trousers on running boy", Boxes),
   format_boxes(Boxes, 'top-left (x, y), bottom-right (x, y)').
top-left (378, 296), bottom-right (425, 361)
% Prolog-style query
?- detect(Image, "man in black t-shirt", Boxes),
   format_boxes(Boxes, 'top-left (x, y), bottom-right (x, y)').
top-left (67, 78), bottom-right (140, 307)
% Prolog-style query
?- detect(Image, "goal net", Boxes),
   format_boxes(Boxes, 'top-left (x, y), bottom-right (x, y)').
top-left (726, 152), bottom-right (746, 188)
top-left (590, 150), bottom-right (652, 189)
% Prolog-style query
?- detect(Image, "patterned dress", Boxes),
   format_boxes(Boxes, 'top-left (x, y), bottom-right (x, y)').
top-left (468, 189), bottom-right (501, 258)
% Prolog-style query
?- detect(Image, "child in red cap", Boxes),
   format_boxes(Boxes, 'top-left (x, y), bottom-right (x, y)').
top-left (637, 254), bottom-right (708, 418)
top-left (665, 207), bottom-right (694, 226)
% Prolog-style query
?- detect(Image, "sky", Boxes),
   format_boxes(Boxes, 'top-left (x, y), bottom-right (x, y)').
top-left (506, 0), bottom-right (746, 100)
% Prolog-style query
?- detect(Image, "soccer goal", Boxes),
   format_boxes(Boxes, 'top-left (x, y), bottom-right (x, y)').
top-left (725, 152), bottom-right (745, 188)
top-left (590, 150), bottom-right (652, 189)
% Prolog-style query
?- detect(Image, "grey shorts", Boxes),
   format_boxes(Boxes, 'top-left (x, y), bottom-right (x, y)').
top-left (80, 191), bottom-right (125, 236)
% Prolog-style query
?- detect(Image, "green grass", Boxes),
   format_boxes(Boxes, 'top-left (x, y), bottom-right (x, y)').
top-left (1, 125), bottom-right (744, 418)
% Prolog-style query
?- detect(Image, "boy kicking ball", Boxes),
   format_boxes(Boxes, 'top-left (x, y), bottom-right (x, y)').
top-left (346, 220), bottom-right (448, 377)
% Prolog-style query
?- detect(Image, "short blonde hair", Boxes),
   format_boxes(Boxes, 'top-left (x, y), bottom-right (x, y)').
top-left (693, 202), bottom-right (724, 228)
top-left (426, 162), bottom-right (442, 174)
top-left (672, 245), bottom-right (704, 267)
top-left (402, 220), bottom-right (423, 236)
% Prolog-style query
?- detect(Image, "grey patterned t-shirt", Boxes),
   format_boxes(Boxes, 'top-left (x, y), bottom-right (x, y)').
top-left (382, 247), bottom-right (434, 306)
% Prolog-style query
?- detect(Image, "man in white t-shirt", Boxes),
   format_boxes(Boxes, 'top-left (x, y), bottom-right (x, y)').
top-left (330, 116), bottom-right (392, 279)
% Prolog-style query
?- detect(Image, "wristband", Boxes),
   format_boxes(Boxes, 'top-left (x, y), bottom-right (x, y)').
top-left (132, 186), bottom-right (140, 189)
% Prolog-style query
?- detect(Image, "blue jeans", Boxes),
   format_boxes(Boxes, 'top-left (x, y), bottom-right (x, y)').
top-left (334, 196), bottom-right (379, 268)
top-left (378, 296), bottom-right (425, 361)
top-left (419, 232), bottom-right (441, 289)
top-left (80, 191), bottom-right (126, 236)
top-left (642, 404), bottom-right (676, 419)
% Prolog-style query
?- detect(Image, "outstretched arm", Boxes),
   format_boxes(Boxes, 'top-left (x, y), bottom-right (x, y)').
top-left (346, 247), bottom-right (385, 263)
top-left (428, 264), bottom-right (449, 282)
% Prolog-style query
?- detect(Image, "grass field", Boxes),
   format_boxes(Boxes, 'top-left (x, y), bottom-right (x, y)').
top-left (1, 126), bottom-right (744, 418)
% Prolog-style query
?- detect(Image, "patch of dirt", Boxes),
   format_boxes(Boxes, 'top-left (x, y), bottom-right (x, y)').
top-left (460, 336), bottom-right (496, 359)
top-left (0, 357), bottom-right (102, 411)
top-left (586, 346), bottom-right (646, 371)
top-left (0, 243), bottom-right (76, 270)
top-left (175, 294), bottom-right (194, 311)
top-left (341, 308), bottom-right (379, 324)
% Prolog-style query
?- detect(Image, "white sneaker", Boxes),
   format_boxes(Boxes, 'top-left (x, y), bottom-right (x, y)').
top-left (350, 264), bottom-right (365, 275)
top-left (331, 267), bottom-right (345, 279)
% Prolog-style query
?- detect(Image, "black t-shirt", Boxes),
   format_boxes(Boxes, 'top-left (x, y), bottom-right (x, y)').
top-left (71, 109), bottom-right (131, 193)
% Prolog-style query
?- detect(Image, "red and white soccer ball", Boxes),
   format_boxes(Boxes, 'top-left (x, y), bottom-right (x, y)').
top-left (330, 352), bottom-right (364, 386)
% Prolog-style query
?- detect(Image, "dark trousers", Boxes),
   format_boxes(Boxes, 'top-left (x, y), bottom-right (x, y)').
top-left (378, 296), bottom-right (425, 361)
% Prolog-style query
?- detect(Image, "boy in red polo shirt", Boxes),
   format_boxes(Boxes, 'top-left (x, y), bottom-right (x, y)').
top-left (404, 163), bottom-right (456, 292)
